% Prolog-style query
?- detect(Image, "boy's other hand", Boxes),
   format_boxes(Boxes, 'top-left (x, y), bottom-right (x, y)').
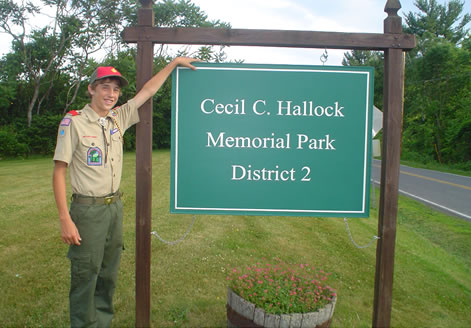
top-left (174, 57), bottom-right (202, 70)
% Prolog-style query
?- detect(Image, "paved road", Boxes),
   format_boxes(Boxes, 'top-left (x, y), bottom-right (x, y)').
top-left (371, 159), bottom-right (471, 221)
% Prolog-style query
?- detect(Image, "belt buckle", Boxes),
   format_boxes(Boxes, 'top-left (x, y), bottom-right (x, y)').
top-left (104, 196), bottom-right (113, 205)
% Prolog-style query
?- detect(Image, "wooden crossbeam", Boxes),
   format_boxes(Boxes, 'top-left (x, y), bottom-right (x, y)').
top-left (122, 27), bottom-right (415, 50)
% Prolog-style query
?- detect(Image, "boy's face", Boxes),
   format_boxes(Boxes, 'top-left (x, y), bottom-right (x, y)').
top-left (88, 78), bottom-right (121, 113)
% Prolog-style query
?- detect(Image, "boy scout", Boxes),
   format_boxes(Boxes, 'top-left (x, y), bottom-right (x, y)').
top-left (52, 57), bottom-right (199, 327)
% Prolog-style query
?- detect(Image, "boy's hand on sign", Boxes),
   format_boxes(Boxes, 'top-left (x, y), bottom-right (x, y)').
top-left (174, 57), bottom-right (202, 70)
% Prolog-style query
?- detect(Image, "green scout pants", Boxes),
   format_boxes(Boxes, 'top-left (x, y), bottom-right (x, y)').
top-left (68, 199), bottom-right (123, 328)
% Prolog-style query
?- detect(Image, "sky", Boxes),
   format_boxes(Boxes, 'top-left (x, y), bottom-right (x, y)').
top-left (190, 0), bottom-right (413, 65)
top-left (1, 0), bottom-right (470, 66)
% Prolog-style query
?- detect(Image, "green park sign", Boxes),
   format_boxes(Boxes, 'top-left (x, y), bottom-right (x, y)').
top-left (171, 63), bottom-right (374, 217)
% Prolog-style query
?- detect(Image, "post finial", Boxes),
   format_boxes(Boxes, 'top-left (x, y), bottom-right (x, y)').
top-left (139, 0), bottom-right (153, 9)
top-left (385, 0), bottom-right (401, 16)
top-left (384, 0), bottom-right (402, 33)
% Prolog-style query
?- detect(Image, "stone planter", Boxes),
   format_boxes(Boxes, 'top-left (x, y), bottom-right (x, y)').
top-left (227, 288), bottom-right (336, 328)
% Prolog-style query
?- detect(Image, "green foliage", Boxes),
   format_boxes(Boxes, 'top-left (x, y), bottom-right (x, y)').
top-left (0, 0), bottom-right (231, 155)
top-left (153, 0), bottom-right (230, 28)
top-left (0, 0), bottom-right (135, 126)
top-left (0, 114), bottom-right (64, 158)
top-left (402, 0), bottom-right (471, 165)
top-left (0, 82), bottom-right (16, 124)
top-left (0, 126), bottom-right (29, 158)
top-left (153, 57), bottom-right (173, 148)
top-left (21, 114), bottom-right (63, 155)
top-left (0, 0), bottom-right (469, 167)
top-left (341, 1), bottom-right (471, 167)
top-left (404, 0), bottom-right (470, 53)
top-left (342, 50), bottom-right (384, 108)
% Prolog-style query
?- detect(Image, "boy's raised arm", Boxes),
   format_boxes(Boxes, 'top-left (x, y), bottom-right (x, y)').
top-left (132, 57), bottom-right (200, 109)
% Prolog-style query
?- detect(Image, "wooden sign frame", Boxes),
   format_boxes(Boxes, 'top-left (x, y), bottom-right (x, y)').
top-left (122, 1), bottom-right (415, 327)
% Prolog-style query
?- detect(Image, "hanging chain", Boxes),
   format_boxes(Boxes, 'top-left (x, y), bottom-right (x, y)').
top-left (151, 215), bottom-right (197, 245)
top-left (344, 218), bottom-right (380, 249)
top-left (152, 215), bottom-right (378, 248)
top-left (320, 49), bottom-right (329, 65)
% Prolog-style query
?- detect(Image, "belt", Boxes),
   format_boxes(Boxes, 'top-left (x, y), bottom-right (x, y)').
top-left (71, 192), bottom-right (122, 205)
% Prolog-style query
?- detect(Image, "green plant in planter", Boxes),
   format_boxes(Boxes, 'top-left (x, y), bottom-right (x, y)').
top-left (227, 260), bottom-right (336, 315)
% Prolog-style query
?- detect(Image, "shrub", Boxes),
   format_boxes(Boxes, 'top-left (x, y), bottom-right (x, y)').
top-left (20, 114), bottom-right (63, 155)
top-left (0, 126), bottom-right (29, 158)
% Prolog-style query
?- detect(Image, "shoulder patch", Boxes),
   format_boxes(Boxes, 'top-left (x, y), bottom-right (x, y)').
top-left (110, 108), bottom-right (118, 117)
top-left (60, 117), bottom-right (71, 126)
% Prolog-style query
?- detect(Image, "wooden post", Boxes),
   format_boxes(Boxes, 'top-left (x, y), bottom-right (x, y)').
top-left (373, 1), bottom-right (404, 327)
top-left (135, 1), bottom-right (154, 327)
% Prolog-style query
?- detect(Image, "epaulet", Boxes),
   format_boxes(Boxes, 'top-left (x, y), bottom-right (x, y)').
top-left (67, 110), bottom-right (82, 116)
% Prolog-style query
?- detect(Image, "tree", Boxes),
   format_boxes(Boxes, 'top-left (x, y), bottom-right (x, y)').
top-left (342, 50), bottom-right (384, 108)
top-left (403, 0), bottom-right (471, 56)
top-left (0, 0), bottom-right (134, 126)
top-left (124, 0), bottom-right (230, 60)
top-left (119, 0), bottom-right (232, 149)
top-left (403, 41), bottom-right (471, 164)
top-left (0, 52), bottom-right (19, 124)
top-left (341, 1), bottom-right (471, 166)
top-left (402, 0), bottom-right (471, 164)
top-left (0, 0), bottom-right (233, 156)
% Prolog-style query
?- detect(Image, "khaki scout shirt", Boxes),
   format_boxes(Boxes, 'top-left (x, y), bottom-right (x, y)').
top-left (53, 99), bottom-right (139, 197)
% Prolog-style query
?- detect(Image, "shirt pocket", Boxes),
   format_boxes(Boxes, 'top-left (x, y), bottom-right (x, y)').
top-left (80, 137), bottom-right (104, 166)
top-left (111, 132), bottom-right (122, 144)
top-left (110, 133), bottom-right (123, 160)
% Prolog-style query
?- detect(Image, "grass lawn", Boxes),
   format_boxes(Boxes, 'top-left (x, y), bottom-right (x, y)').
top-left (0, 150), bottom-right (470, 327)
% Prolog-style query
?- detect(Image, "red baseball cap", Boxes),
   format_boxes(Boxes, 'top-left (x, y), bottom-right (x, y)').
top-left (89, 66), bottom-right (129, 87)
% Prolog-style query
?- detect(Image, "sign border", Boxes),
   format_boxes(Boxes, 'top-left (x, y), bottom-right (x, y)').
top-left (171, 63), bottom-right (373, 217)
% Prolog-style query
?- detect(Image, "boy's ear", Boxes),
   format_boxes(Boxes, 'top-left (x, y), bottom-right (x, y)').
top-left (88, 84), bottom-right (95, 96)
